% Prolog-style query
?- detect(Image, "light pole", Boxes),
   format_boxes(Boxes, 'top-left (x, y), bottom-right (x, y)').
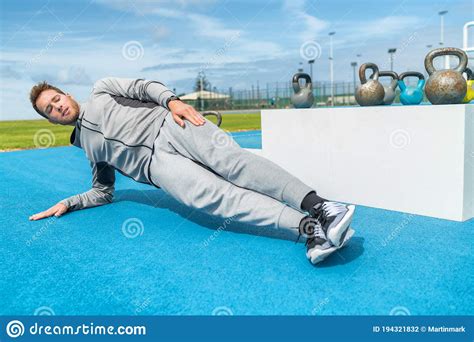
top-left (388, 48), bottom-right (396, 71)
top-left (298, 62), bottom-right (304, 73)
top-left (308, 59), bottom-right (315, 81)
top-left (351, 61), bottom-right (357, 92)
top-left (199, 71), bottom-right (204, 111)
top-left (329, 31), bottom-right (335, 106)
top-left (439, 10), bottom-right (449, 69)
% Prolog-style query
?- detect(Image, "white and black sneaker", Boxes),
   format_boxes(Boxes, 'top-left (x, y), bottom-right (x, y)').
top-left (298, 216), bottom-right (354, 265)
top-left (310, 202), bottom-right (355, 247)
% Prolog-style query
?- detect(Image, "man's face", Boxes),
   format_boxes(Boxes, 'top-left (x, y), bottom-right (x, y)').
top-left (36, 89), bottom-right (80, 125)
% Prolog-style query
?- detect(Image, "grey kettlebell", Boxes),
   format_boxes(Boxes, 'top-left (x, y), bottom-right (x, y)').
top-left (377, 71), bottom-right (399, 105)
top-left (291, 73), bottom-right (314, 108)
top-left (355, 63), bottom-right (385, 106)
top-left (424, 47), bottom-right (468, 104)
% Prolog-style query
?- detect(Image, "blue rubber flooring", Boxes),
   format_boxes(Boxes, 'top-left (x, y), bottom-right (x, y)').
top-left (1, 130), bottom-right (473, 316)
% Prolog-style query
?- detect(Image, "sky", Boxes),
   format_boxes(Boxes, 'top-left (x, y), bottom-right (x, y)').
top-left (0, 0), bottom-right (472, 120)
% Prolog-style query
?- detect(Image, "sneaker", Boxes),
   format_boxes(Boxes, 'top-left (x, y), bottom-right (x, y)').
top-left (298, 216), bottom-right (352, 265)
top-left (306, 226), bottom-right (355, 265)
top-left (310, 202), bottom-right (355, 247)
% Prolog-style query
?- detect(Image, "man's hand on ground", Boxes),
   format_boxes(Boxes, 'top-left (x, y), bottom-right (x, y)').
top-left (29, 203), bottom-right (68, 221)
top-left (168, 100), bottom-right (205, 127)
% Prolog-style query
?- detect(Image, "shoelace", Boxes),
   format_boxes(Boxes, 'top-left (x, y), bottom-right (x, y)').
top-left (296, 217), bottom-right (325, 244)
top-left (322, 202), bottom-right (347, 218)
top-left (304, 225), bottom-right (326, 247)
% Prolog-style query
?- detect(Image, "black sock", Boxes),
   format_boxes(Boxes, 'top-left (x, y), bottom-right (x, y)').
top-left (300, 191), bottom-right (326, 212)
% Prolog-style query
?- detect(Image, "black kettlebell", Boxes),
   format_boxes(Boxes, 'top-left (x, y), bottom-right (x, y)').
top-left (202, 111), bottom-right (222, 127)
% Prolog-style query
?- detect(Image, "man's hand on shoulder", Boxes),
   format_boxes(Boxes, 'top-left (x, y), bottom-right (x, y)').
top-left (29, 203), bottom-right (68, 221)
top-left (168, 100), bottom-right (205, 128)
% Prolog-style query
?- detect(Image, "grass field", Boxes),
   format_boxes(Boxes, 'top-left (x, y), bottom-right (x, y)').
top-left (0, 113), bottom-right (261, 150)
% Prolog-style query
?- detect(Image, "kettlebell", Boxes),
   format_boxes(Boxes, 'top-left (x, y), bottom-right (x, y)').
top-left (462, 68), bottom-right (474, 103)
top-left (291, 73), bottom-right (314, 108)
top-left (202, 111), bottom-right (223, 127)
top-left (398, 72), bottom-right (425, 105)
top-left (424, 47), bottom-right (468, 104)
top-left (355, 63), bottom-right (385, 106)
top-left (376, 71), bottom-right (399, 105)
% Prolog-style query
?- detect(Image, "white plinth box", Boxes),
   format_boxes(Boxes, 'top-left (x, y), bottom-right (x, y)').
top-left (254, 105), bottom-right (473, 222)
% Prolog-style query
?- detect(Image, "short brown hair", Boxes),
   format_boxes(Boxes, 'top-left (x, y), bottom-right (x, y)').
top-left (29, 81), bottom-right (65, 118)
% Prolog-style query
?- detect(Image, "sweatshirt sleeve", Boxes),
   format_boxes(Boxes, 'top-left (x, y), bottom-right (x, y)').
top-left (59, 161), bottom-right (115, 212)
top-left (92, 77), bottom-right (176, 109)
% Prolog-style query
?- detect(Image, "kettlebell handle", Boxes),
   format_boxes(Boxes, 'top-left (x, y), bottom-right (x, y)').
top-left (359, 63), bottom-right (380, 84)
top-left (202, 111), bottom-right (222, 127)
top-left (424, 47), bottom-right (468, 75)
top-left (292, 73), bottom-right (312, 89)
top-left (399, 71), bottom-right (425, 82)
top-left (377, 71), bottom-right (399, 89)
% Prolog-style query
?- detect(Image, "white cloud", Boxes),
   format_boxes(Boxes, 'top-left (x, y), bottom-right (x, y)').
top-left (282, 0), bottom-right (329, 42)
top-left (188, 14), bottom-right (241, 39)
top-left (148, 8), bottom-right (182, 18)
top-left (32, 67), bottom-right (92, 86)
top-left (96, 0), bottom-right (217, 15)
top-left (152, 25), bottom-right (171, 41)
top-left (355, 16), bottom-right (422, 39)
top-left (0, 65), bottom-right (22, 80)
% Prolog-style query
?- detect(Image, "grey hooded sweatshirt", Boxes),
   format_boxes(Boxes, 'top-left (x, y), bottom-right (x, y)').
top-left (59, 77), bottom-right (175, 211)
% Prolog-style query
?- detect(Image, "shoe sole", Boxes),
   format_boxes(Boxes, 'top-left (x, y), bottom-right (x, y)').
top-left (308, 228), bottom-right (355, 265)
top-left (327, 205), bottom-right (355, 247)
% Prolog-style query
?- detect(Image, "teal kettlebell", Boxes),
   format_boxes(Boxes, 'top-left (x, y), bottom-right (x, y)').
top-left (398, 72), bottom-right (425, 105)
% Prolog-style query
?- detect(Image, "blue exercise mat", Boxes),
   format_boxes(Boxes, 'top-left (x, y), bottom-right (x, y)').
top-left (1, 130), bottom-right (472, 315)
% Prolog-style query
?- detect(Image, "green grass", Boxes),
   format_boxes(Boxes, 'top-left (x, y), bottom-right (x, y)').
top-left (216, 113), bottom-right (261, 131)
top-left (0, 113), bottom-right (261, 150)
top-left (0, 120), bottom-right (74, 150)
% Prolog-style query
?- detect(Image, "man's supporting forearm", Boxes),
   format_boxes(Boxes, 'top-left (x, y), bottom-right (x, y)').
top-left (59, 188), bottom-right (113, 211)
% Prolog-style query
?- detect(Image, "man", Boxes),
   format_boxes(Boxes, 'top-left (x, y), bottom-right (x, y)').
top-left (28, 77), bottom-right (356, 265)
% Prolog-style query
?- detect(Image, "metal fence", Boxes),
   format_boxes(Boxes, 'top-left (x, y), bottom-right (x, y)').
top-left (184, 80), bottom-right (425, 111)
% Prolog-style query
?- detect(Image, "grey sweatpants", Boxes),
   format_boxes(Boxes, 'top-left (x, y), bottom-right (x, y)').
top-left (148, 112), bottom-right (312, 236)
